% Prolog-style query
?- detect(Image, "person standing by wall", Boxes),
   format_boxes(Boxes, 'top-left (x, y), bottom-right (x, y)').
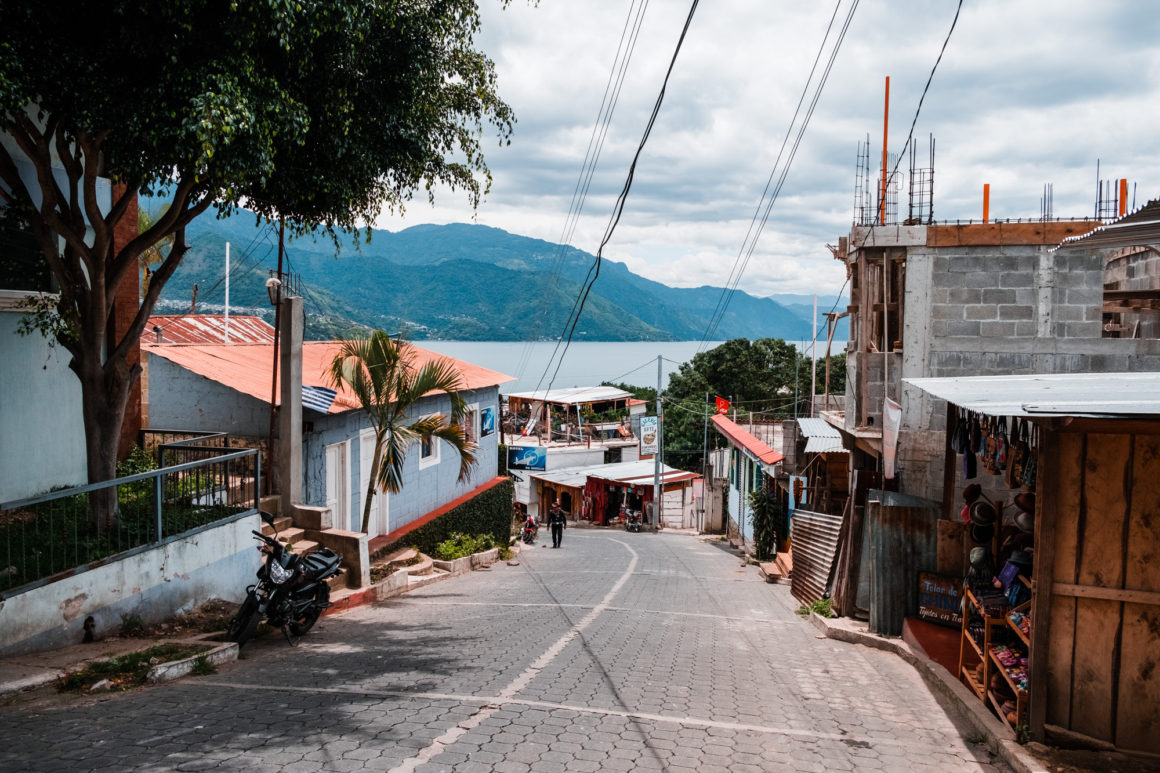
top-left (548, 499), bottom-right (567, 549)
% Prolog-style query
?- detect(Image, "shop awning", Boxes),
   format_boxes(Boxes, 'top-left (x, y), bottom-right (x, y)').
top-left (904, 372), bottom-right (1160, 418)
top-left (506, 386), bottom-right (633, 406)
top-left (797, 417), bottom-right (848, 454)
top-left (529, 460), bottom-right (699, 489)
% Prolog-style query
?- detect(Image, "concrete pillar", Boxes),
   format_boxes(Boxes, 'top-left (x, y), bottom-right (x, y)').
top-left (278, 296), bottom-right (303, 513)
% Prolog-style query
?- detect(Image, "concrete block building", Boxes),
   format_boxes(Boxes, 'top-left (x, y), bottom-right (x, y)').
top-left (828, 217), bottom-right (1160, 505)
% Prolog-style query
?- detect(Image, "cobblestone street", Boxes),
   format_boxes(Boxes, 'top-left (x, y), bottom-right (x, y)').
top-left (0, 531), bottom-right (1007, 772)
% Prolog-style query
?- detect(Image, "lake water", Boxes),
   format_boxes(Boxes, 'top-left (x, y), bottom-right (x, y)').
top-left (415, 340), bottom-right (846, 394)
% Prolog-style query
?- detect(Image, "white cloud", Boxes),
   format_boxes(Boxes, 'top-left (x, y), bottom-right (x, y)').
top-left (376, 0), bottom-right (1160, 298)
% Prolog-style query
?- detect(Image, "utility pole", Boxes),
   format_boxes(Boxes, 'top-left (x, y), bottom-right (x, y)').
top-left (810, 294), bottom-right (817, 417)
top-left (652, 354), bottom-right (661, 530)
top-left (267, 222), bottom-right (284, 495)
top-left (700, 391), bottom-right (709, 532)
top-left (224, 242), bottom-right (231, 342)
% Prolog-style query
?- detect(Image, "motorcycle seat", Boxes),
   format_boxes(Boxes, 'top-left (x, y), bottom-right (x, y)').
top-left (302, 548), bottom-right (341, 577)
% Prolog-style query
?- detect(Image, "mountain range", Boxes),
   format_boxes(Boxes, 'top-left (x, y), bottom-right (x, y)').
top-left (156, 214), bottom-right (848, 342)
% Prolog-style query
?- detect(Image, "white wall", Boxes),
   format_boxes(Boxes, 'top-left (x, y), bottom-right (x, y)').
top-left (0, 303), bottom-right (87, 502)
top-left (0, 512), bottom-right (260, 657)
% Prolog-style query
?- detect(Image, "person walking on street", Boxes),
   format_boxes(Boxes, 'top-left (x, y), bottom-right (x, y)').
top-left (548, 500), bottom-right (567, 548)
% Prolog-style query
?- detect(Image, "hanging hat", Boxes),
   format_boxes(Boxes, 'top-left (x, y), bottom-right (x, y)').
top-left (960, 503), bottom-right (971, 523)
top-left (963, 484), bottom-right (982, 504)
top-left (1014, 508), bottom-right (1034, 534)
top-left (969, 546), bottom-right (991, 569)
top-left (969, 500), bottom-right (997, 526)
top-left (970, 522), bottom-right (995, 545)
top-left (1007, 548), bottom-right (1033, 570)
top-left (1014, 492), bottom-right (1035, 514)
top-left (1000, 530), bottom-right (1034, 555)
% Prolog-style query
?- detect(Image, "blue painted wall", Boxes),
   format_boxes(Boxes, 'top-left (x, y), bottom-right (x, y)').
top-left (304, 386), bottom-right (501, 533)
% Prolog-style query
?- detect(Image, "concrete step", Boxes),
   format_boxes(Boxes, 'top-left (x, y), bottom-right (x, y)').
top-left (278, 527), bottom-right (306, 545)
top-left (262, 517), bottom-right (293, 537)
top-left (291, 539), bottom-right (318, 556)
top-left (406, 567), bottom-right (449, 588)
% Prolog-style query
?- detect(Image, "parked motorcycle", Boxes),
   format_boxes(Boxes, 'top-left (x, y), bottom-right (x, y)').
top-left (521, 518), bottom-right (538, 544)
top-left (226, 512), bottom-right (342, 647)
top-left (624, 509), bottom-right (643, 533)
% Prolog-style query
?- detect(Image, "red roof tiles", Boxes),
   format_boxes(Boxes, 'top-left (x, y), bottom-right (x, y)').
top-left (711, 414), bottom-right (784, 466)
top-left (144, 340), bottom-right (515, 414)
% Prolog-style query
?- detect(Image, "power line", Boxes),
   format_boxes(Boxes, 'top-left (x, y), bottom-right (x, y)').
top-left (537, 0), bottom-right (702, 399)
top-left (699, 0), bottom-right (858, 349)
top-left (515, 0), bottom-right (653, 383)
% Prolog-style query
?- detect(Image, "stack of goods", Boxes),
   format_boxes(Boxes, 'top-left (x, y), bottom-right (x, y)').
top-left (1009, 610), bottom-right (1031, 639)
top-left (992, 644), bottom-right (1028, 691)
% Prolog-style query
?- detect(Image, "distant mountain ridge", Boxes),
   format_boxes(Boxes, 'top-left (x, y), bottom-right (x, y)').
top-left (159, 215), bottom-right (847, 341)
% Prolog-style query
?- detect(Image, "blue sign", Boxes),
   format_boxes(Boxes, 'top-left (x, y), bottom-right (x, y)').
top-left (481, 406), bottom-right (496, 437)
top-left (508, 445), bottom-right (546, 470)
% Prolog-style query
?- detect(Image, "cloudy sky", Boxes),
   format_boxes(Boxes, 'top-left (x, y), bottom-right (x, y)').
top-left (373, 0), bottom-right (1160, 297)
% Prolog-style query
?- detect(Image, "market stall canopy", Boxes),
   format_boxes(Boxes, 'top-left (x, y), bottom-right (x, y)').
top-left (797, 417), bottom-right (848, 454)
top-left (1054, 199), bottom-right (1160, 251)
top-left (905, 372), bottom-right (1160, 418)
top-left (506, 386), bottom-right (633, 406)
top-left (530, 460), bottom-right (699, 489)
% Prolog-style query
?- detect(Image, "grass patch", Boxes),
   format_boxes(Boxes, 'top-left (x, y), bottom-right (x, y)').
top-left (796, 598), bottom-right (833, 618)
top-left (57, 643), bottom-right (210, 692)
top-left (189, 654), bottom-right (216, 677)
top-left (120, 612), bottom-right (146, 636)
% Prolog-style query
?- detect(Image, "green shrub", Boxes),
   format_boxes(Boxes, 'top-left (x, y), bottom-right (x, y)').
top-left (795, 598), bottom-right (833, 618)
top-left (433, 532), bottom-right (496, 561)
top-left (120, 612), bottom-right (146, 636)
top-left (384, 479), bottom-right (514, 557)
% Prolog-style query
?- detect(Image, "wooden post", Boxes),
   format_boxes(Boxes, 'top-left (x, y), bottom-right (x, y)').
top-left (1028, 423), bottom-right (1060, 742)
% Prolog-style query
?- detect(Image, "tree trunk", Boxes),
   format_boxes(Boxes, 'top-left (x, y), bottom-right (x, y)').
top-left (77, 353), bottom-right (138, 532)
top-left (360, 438), bottom-right (384, 534)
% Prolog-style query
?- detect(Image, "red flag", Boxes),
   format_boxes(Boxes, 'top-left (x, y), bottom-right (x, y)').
top-left (715, 396), bottom-right (730, 415)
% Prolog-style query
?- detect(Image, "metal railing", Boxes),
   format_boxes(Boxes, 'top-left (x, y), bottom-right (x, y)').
top-left (0, 449), bottom-right (259, 595)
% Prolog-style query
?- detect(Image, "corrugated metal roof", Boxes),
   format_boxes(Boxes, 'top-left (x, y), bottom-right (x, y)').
top-left (529, 460), bottom-right (698, 489)
top-left (904, 372), bottom-right (1160, 418)
top-left (797, 417), bottom-right (840, 438)
top-left (144, 341), bottom-right (515, 414)
top-left (711, 414), bottom-right (784, 466)
top-left (1054, 199), bottom-right (1160, 251)
top-left (804, 436), bottom-right (848, 454)
top-left (506, 386), bottom-right (633, 405)
top-left (145, 315), bottom-right (276, 345)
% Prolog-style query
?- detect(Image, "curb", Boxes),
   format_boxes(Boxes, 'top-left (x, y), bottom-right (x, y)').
top-left (146, 641), bottom-right (238, 684)
top-left (808, 613), bottom-right (1049, 773)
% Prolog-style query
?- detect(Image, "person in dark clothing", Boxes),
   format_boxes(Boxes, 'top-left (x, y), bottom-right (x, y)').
top-left (547, 500), bottom-right (567, 548)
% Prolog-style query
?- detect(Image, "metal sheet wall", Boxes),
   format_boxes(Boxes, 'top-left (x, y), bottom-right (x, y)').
top-left (867, 492), bottom-right (940, 636)
top-left (790, 509), bottom-right (844, 605)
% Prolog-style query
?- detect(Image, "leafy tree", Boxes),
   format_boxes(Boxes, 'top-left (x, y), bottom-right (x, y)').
top-left (328, 331), bottom-right (477, 534)
top-left (662, 338), bottom-right (815, 473)
top-left (0, 1), bottom-right (513, 529)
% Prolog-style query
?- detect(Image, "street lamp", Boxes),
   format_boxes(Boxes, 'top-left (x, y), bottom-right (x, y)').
top-left (265, 275), bottom-right (283, 307)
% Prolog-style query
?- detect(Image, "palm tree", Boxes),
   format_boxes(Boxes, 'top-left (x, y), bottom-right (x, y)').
top-left (328, 331), bottom-right (478, 533)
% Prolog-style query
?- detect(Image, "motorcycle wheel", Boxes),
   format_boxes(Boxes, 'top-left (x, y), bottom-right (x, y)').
top-left (289, 584), bottom-right (329, 637)
top-left (226, 594), bottom-right (261, 647)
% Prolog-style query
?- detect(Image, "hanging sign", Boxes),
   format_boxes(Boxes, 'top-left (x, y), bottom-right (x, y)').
top-left (917, 571), bottom-right (963, 628)
top-left (481, 406), bottom-right (495, 437)
top-left (640, 415), bottom-right (659, 455)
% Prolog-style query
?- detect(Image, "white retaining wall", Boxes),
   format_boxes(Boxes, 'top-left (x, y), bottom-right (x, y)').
top-left (0, 512), bottom-right (261, 657)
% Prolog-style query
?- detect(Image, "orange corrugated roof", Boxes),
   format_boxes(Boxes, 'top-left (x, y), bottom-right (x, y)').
top-left (711, 414), bottom-right (784, 466)
top-left (145, 315), bottom-right (276, 345)
top-left (143, 341), bottom-right (515, 414)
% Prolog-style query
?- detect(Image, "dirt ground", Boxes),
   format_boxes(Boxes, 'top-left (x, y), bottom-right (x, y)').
top-left (1027, 742), bottom-right (1160, 773)
top-left (144, 599), bottom-right (239, 637)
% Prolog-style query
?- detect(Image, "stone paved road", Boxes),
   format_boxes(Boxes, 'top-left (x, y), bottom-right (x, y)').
top-left (0, 531), bottom-right (1007, 772)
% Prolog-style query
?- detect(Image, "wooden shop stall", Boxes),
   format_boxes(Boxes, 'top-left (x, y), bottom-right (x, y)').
top-left (905, 372), bottom-right (1160, 756)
